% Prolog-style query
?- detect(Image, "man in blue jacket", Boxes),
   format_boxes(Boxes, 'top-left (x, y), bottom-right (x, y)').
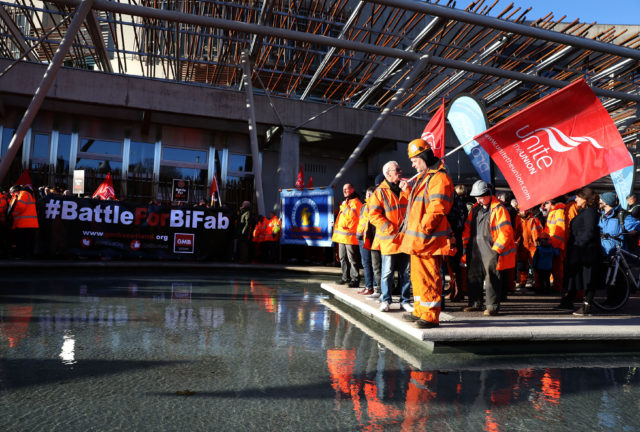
top-left (598, 192), bottom-right (640, 256)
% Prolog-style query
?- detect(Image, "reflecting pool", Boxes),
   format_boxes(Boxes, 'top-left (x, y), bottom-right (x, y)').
top-left (1, 272), bottom-right (639, 431)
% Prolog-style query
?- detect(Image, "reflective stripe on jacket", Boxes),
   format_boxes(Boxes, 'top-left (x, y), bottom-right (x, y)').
top-left (10, 190), bottom-right (39, 229)
top-left (546, 203), bottom-right (566, 250)
top-left (368, 181), bottom-right (407, 255)
top-left (399, 164), bottom-right (454, 257)
top-left (332, 197), bottom-right (362, 245)
top-left (462, 196), bottom-right (516, 270)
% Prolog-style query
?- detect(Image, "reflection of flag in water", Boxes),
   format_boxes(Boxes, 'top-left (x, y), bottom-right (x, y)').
top-left (92, 172), bottom-right (116, 200)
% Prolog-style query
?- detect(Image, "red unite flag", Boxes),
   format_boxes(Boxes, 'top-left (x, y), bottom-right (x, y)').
top-left (421, 98), bottom-right (446, 158)
top-left (474, 79), bottom-right (633, 210)
top-left (92, 172), bottom-right (116, 200)
top-left (295, 164), bottom-right (304, 190)
top-left (209, 173), bottom-right (219, 196)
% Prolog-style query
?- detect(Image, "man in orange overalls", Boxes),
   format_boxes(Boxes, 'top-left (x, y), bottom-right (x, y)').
top-left (399, 139), bottom-right (454, 329)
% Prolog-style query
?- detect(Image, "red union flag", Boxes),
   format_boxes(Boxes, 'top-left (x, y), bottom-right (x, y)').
top-left (421, 98), bottom-right (446, 158)
top-left (295, 164), bottom-right (304, 190)
top-left (92, 172), bottom-right (116, 200)
top-left (474, 79), bottom-right (633, 210)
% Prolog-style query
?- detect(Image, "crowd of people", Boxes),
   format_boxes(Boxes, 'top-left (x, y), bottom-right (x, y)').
top-left (331, 138), bottom-right (640, 329)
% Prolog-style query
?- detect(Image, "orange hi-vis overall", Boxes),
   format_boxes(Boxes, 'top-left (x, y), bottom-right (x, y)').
top-left (10, 190), bottom-right (39, 229)
top-left (546, 202), bottom-right (566, 291)
top-left (517, 212), bottom-right (543, 284)
top-left (332, 197), bottom-right (362, 245)
top-left (368, 181), bottom-right (408, 255)
top-left (399, 164), bottom-right (454, 324)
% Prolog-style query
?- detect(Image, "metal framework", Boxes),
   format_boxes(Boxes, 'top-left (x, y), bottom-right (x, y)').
top-left (0, 0), bottom-right (638, 146)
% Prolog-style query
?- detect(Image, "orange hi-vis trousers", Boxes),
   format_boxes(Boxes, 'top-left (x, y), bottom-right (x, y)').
top-left (410, 255), bottom-right (443, 324)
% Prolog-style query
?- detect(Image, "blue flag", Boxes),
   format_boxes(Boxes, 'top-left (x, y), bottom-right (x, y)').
top-left (447, 95), bottom-right (492, 183)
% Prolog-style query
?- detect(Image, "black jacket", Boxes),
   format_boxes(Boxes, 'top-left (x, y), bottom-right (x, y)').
top-left (567, 207), bottom-right (600, 266)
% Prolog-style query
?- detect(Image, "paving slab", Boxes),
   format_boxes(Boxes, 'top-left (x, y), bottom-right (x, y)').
top-left (320, 282), bottom-right (640, 346)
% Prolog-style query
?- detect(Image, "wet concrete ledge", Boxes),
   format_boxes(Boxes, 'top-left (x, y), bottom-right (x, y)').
top-left (320, 282), bottom-right (640, 350)
top-left (0, 259), bottom-right (343, 275)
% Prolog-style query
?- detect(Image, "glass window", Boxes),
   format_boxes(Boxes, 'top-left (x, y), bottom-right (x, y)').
top-left (158, 165), bottom-right (207, 203)
top-left (32, 133), bottom-right (50, 161)
top-left (56, 134), bottom-right (71, 173)
top-left (128, 141), bottom-right (156, 203)
top-left (2, 127), bottom-right (15, 157)
top-left (162, 147), bottom-right (207, 164)
top-left (129, 141), bottom-right (155, 173)
top-left (78, 138), bottom-right (121, 156)
top-left (76, 159), bottom-right (122, 198)
top-left (228, 153), bottom-right (253, 173)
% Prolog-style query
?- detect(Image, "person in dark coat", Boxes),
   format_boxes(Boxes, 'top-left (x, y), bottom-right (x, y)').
top-left (557, 187), bottom-right (601, 314)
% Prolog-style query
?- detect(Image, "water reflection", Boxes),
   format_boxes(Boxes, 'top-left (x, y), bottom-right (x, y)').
top-left (0, 274), bottom-right (639, 431)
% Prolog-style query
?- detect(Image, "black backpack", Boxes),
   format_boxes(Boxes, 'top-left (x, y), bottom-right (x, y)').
top-left (425, 169), bottom-right (467, 235)
top-left (447, 191), bottom-right (468, 235)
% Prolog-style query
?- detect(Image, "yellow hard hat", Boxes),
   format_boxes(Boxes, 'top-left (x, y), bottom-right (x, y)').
top-left (407, 138), bottom-right (430, 158)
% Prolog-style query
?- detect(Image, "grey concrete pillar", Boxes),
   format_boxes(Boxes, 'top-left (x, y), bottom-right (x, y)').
top-left (277, 127), bottom-right (300, 198)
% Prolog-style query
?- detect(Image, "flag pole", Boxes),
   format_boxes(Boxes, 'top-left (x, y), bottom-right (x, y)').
top-left (443, 136), bottom-right (476, 159)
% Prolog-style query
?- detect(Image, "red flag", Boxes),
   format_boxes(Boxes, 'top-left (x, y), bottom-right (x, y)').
top-left (209, 173), bottom-right (219, 196)
top-left (307, 176), bottom-right (313, 188)
top-left (295, 165), bottom-right (304, 190)
top-left (92, 172), bottom-right (116, 200)
top-left (421, 98), bottom-right (446, 158)
top-left (13, 170), bottom-right (33, 189)
top-left (474, 79), bottom-right (633, 210)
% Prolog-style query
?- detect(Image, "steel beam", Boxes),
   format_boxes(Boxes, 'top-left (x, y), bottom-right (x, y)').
top-left (47, 0), bottom-right (640, 105)
top-left (369, 0), bottom-right (640, 61)
top-left (84, 8), bottom-right (113, 73)
top-left (49, 0), bottom-right (420, 61)
top-left (300, 0), bottom-right (366, 101)
top-left (0, 0), bottom-right (95, 184)
top-left (330, 55), bottom-right (430, 188)
top-left (427, 55), bottom-right (640, 103)
top-left (240, 51), bottom-right (265, 216)
top-left (0, 6), bottom-right (39, 62)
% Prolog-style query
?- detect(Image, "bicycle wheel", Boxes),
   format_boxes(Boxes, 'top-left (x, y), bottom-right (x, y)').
top-left (593, 265), bottom-right (630, 311)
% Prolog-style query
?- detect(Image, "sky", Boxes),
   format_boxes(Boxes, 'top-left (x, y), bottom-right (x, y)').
top-left (491, 0), bottom-right (640, 25)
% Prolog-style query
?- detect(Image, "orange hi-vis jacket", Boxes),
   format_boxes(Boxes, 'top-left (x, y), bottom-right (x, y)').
top-left (10, 190), bottom-right (39, 229)
top-left (368, 180), bottom-right (408, 255)
top-left (546, 202), bottom-right (566, 250)
top-left (520, 212), bottom-right (543, 256)
top-left (332, 196), bottom-right (362, 245)
top-left (356, 199), bottom-right (379, 250)
top-left (564, 199), bottom-right (578, 243)
top-left (252, 216), bottom-right (268, 243)
top-left (462, 196), bottom-right (516, 270)
top-left (399, 164), bottom-right (454, 257)
top-left (0, 193), bottom-right (8, 224)
top-left (264, 216), bottom-right (281, 242)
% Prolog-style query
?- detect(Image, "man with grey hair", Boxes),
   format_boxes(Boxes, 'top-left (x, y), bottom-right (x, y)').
top-left (368, 161), bottom-right (413, 313)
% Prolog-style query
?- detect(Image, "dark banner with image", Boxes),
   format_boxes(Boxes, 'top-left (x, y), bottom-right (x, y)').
top-left (37, 196), bottom-right (233, 260)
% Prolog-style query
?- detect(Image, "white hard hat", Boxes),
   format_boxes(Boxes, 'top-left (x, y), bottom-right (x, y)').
top-left (469, 180), bottom-right (491, 197)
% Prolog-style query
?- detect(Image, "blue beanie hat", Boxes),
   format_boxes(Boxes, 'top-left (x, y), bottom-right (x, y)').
top-left (600, 192), bottom-right (617, 207)
top-left (374, 174), bottom-right (385, 187)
